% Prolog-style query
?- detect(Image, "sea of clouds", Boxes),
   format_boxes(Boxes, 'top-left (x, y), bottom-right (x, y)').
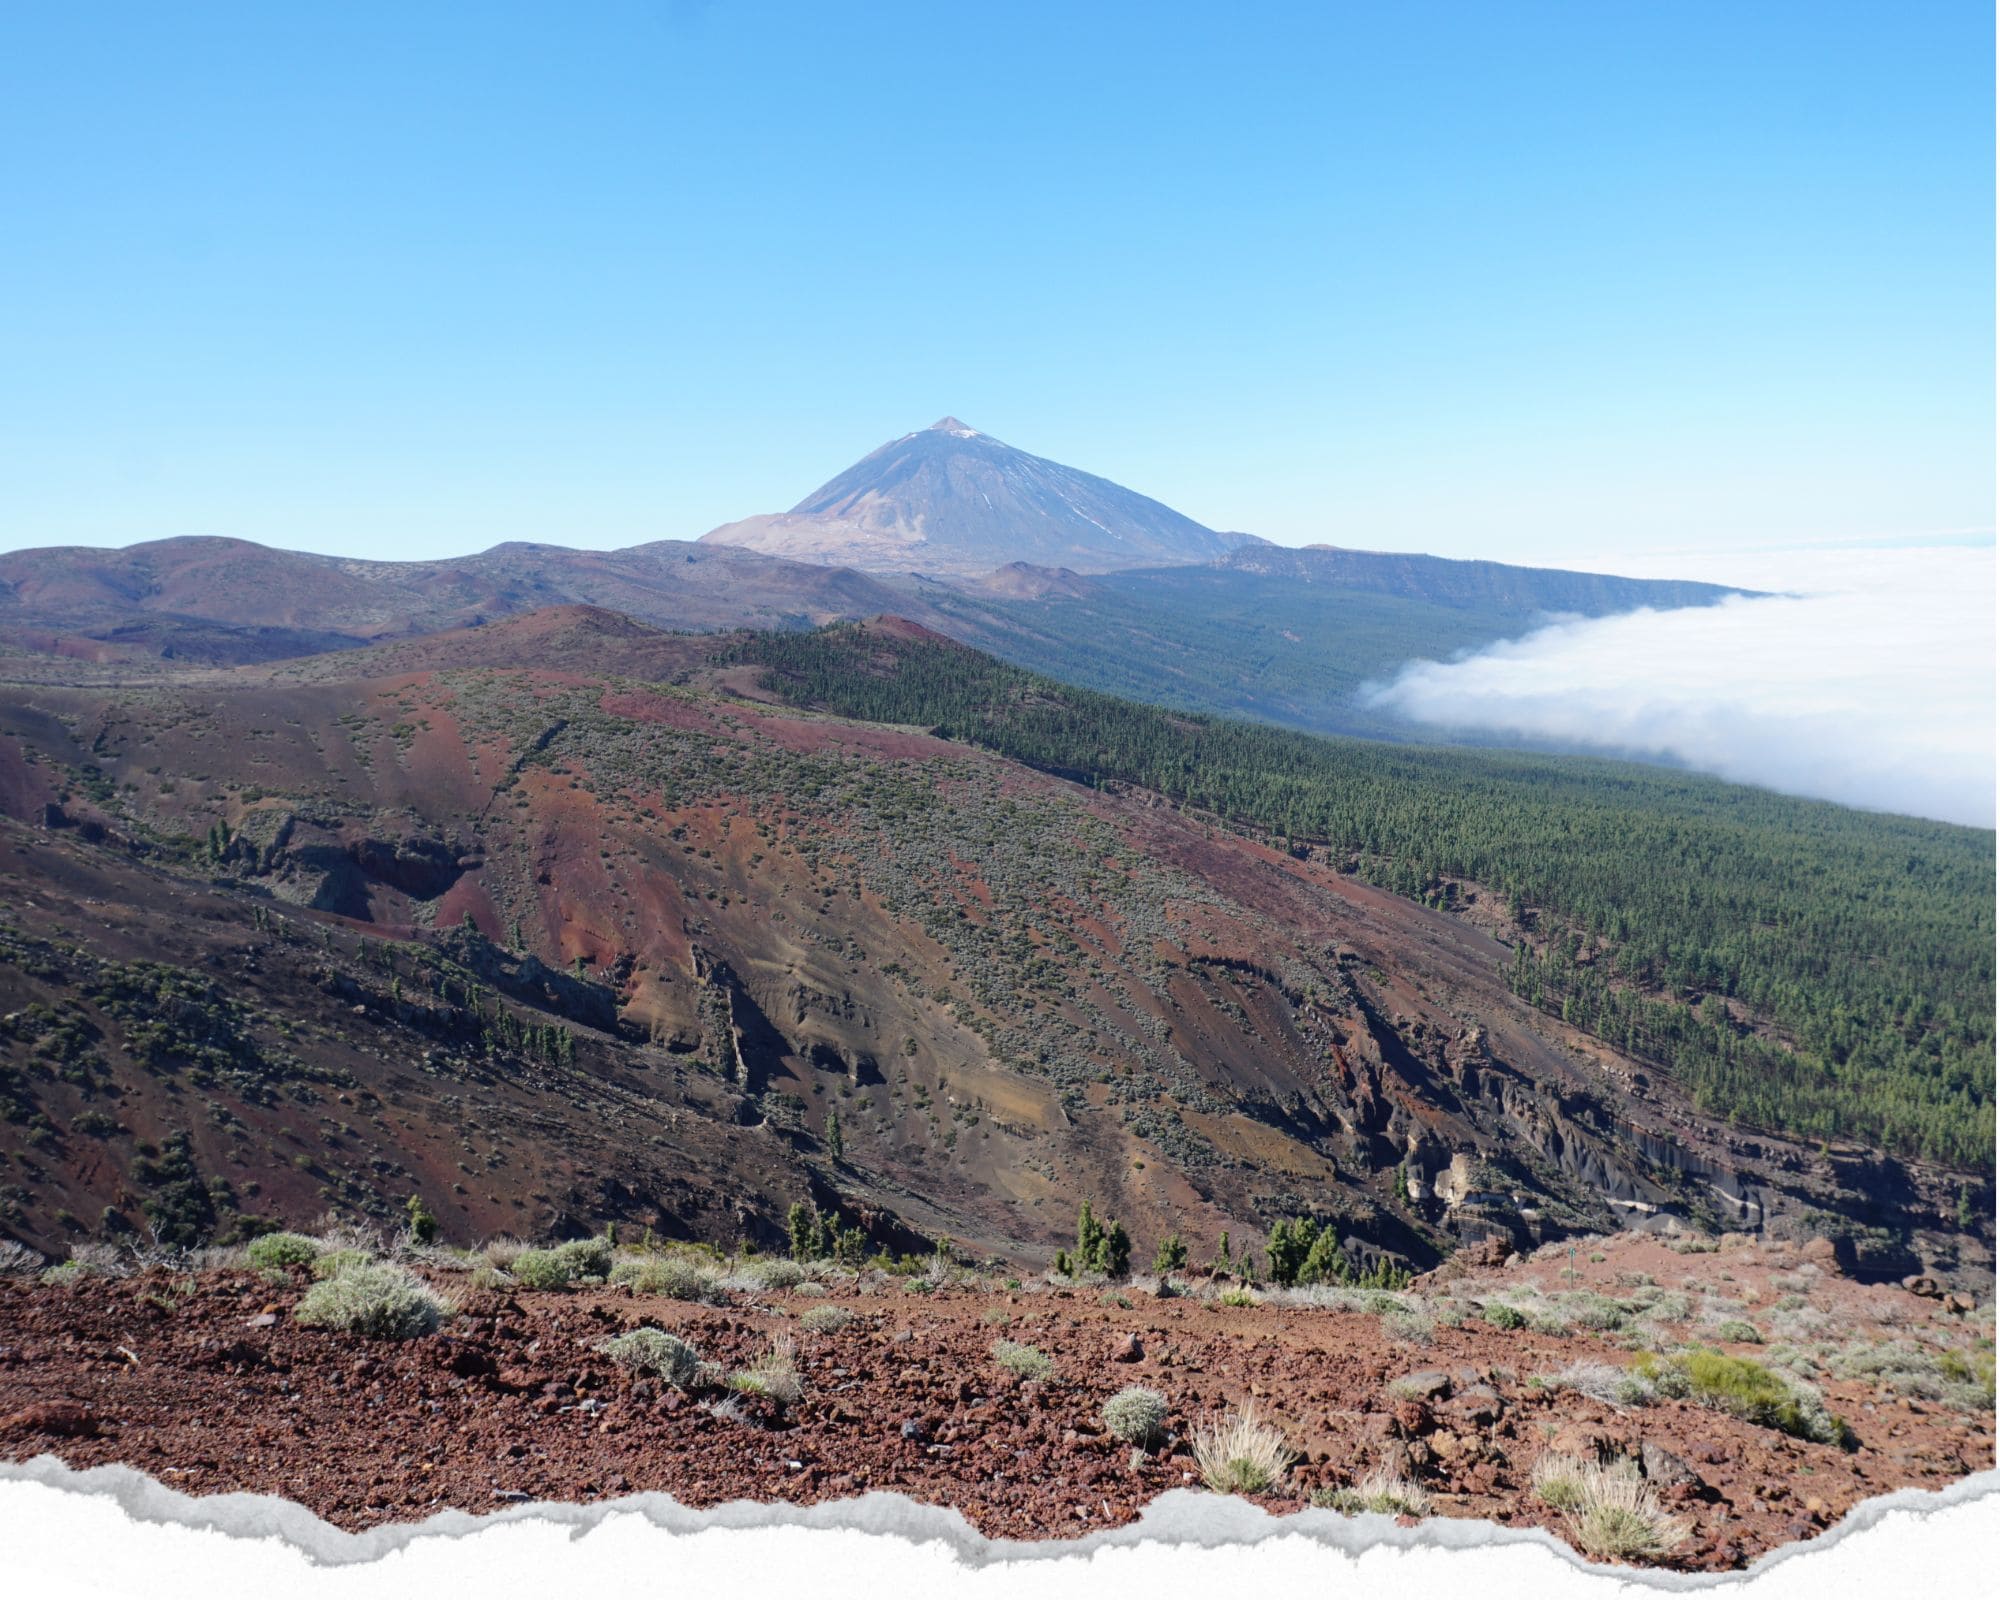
top-left (1364, 543), bottom-right (1995, 828)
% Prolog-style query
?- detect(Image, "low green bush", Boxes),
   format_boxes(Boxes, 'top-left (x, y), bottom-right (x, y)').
top-left (244, 1232), bottom-right (321, 1270)
top-left (600, 1327), bottom-right (700, 1387)
top-left (310, 1248), bottom-right (372, 1280)
top-left (1102, 1385), bottom-right (1168, 1445)
top-left (991, 1339), bottom-right (1054, 1381)
top-left (510, 1249), bottom-right (574, 1291)
top-left (740, 1258), bottom-right (806, 1291)
top-left (1638, 1348), bottom-right (1852, 1445)
top-left (611, 1256), bottom-right (724, 1302)
top-left (553, 1236), bottom-right (614, 1280)
top-left (295, 1261), bottom-right (448, 1339)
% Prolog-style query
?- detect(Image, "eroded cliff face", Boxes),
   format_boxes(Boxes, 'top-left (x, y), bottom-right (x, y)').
top-left (0, 632), bottom-right (1986, 1276)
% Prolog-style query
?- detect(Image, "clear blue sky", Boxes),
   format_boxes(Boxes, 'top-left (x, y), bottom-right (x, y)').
top-left (1, 1), bottom-right (1991, 566)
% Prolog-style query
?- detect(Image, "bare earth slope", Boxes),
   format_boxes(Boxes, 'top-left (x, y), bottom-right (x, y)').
top-left (0, 607), bottom-right (1978, 1273)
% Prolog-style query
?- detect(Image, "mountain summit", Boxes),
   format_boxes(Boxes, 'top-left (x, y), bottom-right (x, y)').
top-left (701, 419), bottom-right (1248, 576)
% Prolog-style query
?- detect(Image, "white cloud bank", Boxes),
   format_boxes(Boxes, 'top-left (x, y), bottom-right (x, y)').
top-left (1365, 545), bottom-right (1995, 828)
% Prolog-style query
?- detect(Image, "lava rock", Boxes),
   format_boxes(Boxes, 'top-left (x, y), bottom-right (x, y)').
top-left (1640, 1439), bottom-right (1702, 1488)
top-left (2, 1401), bottom-right (100, 1438)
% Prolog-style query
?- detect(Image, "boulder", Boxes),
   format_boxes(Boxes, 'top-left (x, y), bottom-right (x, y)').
top-left (1639, 1439), bottom-right (1702, 1488)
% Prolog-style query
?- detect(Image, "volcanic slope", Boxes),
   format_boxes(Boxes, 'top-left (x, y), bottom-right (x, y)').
top-left (0, 608), bottom-right (1977, 1269)
top-left (702, 417), bottom-right (1246, 576)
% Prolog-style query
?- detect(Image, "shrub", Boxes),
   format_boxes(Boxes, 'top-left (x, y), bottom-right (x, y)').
top-left (600, 1327), bottom-right (701, 1387)
top-left (1639, 1348), bottom-right (1852, 1445)
top-left (480, 1236), bottom-right (528, 1269)
top-left (1638, 1290), bottom-right (1696, 1324)
top-left (992, 1339), bottom-right (1054, 1381)
top-left (1940, 1347), bottom-right (1998, 1409)
top-left (1827, 1340), bottom-right (1996, 1412)
top-left (0, 1240), bottom-right (44, 1277)
top-left (1382, 1305), bottom-right (1434, 1346)
top-left (1534, 1359), bottom-right (1656, 1408)
top-left (311, 1248), bottom-right (372, 1280)
top-left (1316, 1466), bottom-right (1432, 1516)
top-left (612, 1256), bottom-right (725, 1303)
top-left (1483, 1302), bottom-right (1527, 1331)
top-left (1558, 1292), bottom-right (1630, 1332)
top-left (729, 1336), bottom-right (803, 1408)
top-left (553, 1236), bottom-right (614, 1280)
top-left (295, 1261), bottom-right (448, 1339)
top-left (404, 1195), bottom-right (439, 1246)
top-left (798, 1304), bottom-right (854, 1335)
top-left (469, 1264), bottom-right (513, 1292)
top-left (1191, 1406), bottom-right (1294, 1495)
top-left (1218, 1287), bottom-right (1258, 1308)
top-left (1712, 1319), bottom-right (1763, 1344)
top-left (44, 1243), bottom-right (128, 1286)
top-left (740, 1258), bottom-right (806, 1291)
top-left (245, 1232), bottom-right (320, 1270)
top-left (1101, 1385), bottom-right (1168, 1445)
top-left (510, 1249), bottom-right (574, 1291)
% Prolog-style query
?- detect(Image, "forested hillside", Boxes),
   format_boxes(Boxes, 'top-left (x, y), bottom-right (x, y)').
top-left (909, 555), bottom-right (1745, 742)
top-left (729, 623), bottom-right (1996, 1169)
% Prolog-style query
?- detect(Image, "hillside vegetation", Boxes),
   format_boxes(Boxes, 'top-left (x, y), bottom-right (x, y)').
top-left (730, 623), bottom-right (1996, 1169)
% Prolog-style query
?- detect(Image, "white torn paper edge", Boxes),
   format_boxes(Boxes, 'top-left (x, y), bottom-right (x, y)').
top-left (1, 1455), bottom-right (1994, 1598)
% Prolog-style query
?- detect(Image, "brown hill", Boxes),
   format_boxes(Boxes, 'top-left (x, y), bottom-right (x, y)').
top-left (0, 536), bottom-right (928, 665)
top-left (0, 609), bottom-right (1969, 1272)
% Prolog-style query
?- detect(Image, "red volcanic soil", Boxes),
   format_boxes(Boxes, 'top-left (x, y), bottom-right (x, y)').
top-left (1, 1233), bottom-right (1989, 1569)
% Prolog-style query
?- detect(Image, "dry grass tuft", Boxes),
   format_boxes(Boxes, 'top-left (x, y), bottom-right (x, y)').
top-left (1190, 1405), bottom-right (1294, 1495)
top-left (1534, 1453), bottom-right (1692, 1565)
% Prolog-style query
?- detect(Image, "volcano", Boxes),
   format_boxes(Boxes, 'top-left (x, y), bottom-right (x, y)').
top-left (700, 417), bottom-right (1255, 576)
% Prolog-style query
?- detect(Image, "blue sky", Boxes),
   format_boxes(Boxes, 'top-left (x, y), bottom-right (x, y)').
top-left (0, 1), bottom-right (1991, 567)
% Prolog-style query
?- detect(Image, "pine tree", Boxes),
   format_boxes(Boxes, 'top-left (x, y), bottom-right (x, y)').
top-left (1076, 1199), bottom-right (1104, 1273)
top-left (786, 1201), bottom-right (817, 1262)
top-left (1100, 1218), bottom-right (1130, 1278)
